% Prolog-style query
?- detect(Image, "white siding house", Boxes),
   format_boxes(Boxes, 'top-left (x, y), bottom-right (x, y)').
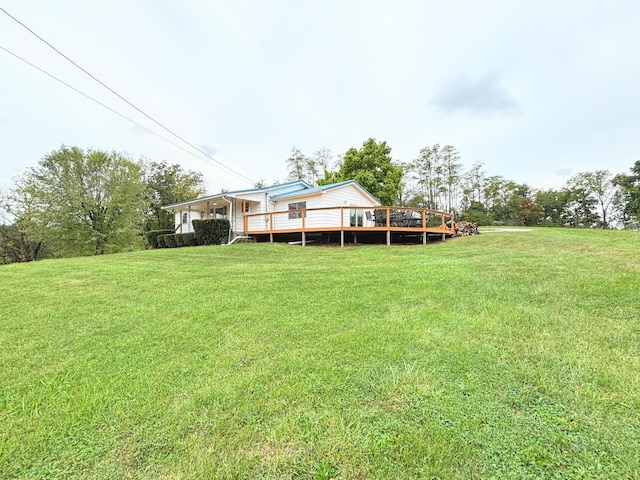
top-left (161, 180), bottom-right (380, 237)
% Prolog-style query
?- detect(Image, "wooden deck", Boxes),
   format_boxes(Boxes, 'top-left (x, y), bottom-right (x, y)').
top-left (243, 206), bottom-right (455, 246)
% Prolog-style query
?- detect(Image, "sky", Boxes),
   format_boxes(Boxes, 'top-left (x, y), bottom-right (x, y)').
top-left (1, 0), bottom-right (639, 195)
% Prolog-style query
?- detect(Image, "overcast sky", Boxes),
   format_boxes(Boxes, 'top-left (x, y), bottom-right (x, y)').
top-left (2, 0), bottom-right (639, 194)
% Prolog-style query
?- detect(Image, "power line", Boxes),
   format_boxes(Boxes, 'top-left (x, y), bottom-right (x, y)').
top-left (0, 45), bottom-right (254, 183)
top-left (0, 6), bottom-right (255, 185)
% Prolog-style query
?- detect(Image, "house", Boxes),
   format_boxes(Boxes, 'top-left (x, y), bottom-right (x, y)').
top-left (161, 179), bottom-right (456, 245)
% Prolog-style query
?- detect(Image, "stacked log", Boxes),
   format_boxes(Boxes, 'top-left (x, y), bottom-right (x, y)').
top-left (455, 221), bottom-right (480, 237)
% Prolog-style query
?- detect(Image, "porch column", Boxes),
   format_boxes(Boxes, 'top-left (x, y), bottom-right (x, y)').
top-left (188, 205), bottom-right (191, 233)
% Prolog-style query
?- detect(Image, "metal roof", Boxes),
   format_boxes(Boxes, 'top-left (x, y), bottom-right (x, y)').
top-left (270, 179), bottom-right (380, 204)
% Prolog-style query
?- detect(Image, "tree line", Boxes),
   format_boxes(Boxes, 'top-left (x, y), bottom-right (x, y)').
top-left (1, 146), bottom-right (205, 264)
top-left (2, 141), bottom-right (638, 263)
top-left (284, 138), bottom-right (640, 230)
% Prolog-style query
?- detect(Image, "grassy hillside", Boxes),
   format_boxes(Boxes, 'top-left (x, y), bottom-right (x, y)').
top-left (1, 228), bottom-right (638, 479)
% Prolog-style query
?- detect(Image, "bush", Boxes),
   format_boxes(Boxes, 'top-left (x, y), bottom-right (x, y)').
top-left (156, 235), bottom-right (166, 248)
top-left (161, 234), bottom-right (178, 248)
top-left (145, 229), bottom-right (174, 249)
top-left (192, 219), bottom-right (230, 245)
top-left (174, 234), bottom-right (185, 247)
top-left (181, 232), bottom-right (198, 246)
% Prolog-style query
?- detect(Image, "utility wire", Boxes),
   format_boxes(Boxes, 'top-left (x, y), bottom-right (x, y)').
top-left (0, 45), bottom-right (249, 180)
top-left (0, 6), bottom-right (255, 185)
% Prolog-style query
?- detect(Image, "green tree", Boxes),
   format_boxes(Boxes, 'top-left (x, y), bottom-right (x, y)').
top-left (536, 189), bottom-right (571, 226)
top-left (519, 197), bottom-right (544, 226)
top-left (1, 184), bottom-right (47, 263)
top-left (563, 171), bottom-right (614, 228)
top-left (10, 146), bottom-right (148, 257)
top-left (613, 161), bottom-right (640, 228)
top-left (313, 147), bottom-right (334, 175)
top-left (408, 144), bottom-right (444, 210)
top-left (460, 161), bottom-right (486, 213)
top-left (562, 179), bottom-right (598, 228)
top-left (285, 147), bottom-right (308, 182)
top-left (568, 170), bottom-right (617, 228)
top-left (144, 160), bottom-right (205, 230)
top-left (441, 145), bottom-right (463, 214)
top-left (325, 138), bottom-right (403, 205)
top-left (461, 201), bottom-right (490, 225)
top-left (0, 221), bottom-right (46, 264)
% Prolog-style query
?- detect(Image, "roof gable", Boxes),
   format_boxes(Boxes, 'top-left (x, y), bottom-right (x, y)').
top-left (270, 180), bottom-right (380, 204)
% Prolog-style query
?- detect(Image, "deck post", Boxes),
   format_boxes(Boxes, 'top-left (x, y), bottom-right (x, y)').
top-left (423, 232), bottom-right (427, 245)
top-left (340, 230), bottom-right (344, 247)
top-left (386, 230), bottom-right (391, 246)
top-left (442, 233), bottom-right (445, 241)
top-left (269, 232), bottom-right (273, 243)
top-left (354, 233), bottom-right (358, 244)
top-left (302, 231), bottom-right (306, 246)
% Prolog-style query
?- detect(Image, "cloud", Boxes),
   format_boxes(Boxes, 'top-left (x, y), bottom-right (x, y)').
top-left (431, 73), bottom-right (521, 115)
top-left (555, 168), bottom-right (574, 177)
top-left (130, 125), bottom-right (150, 137)
top-left (201, 144), bottom-right (217, 156)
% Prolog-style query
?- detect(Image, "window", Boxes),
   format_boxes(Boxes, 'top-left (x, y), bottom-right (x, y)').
top-left (350, 209), bottom-right (364, 227)
top-left (243, 202), bottom-right (250, 214)
top-left (182, 212), bottom-right (188, 224)
top-left (214, 206), bottom-right (228, 219)
top-left (288, 201), bottom-right (306, 219)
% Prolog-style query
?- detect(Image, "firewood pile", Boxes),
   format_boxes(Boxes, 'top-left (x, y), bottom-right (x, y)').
top-left (455, 221), bottom-right (480, 237)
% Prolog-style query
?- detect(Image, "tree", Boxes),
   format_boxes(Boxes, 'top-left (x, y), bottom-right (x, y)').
top-left (313, 147), bottom-right (334, 175)
top-left (563, 171), bottom-right (615, 228)
top-left (408, 144), bottom-right (444, 210)
top-left (518, 197), bottom-right (544, 226)
top-left (536, 189), bottom-right (571, 226)
top-left (441, 145), bottom-right (463, 214)
top-left (326, 138), bottom-right (403, 205)
top-left (461, 201), bottom-right (490, 225)
top-left (284, 147), bottom-right (334, 186)
top-left (144, 160), bottom-right (205, 230)
top-left (10, 146), bottom-right (148, 257)
top-left (482, 175), bottom-right (507, 221)
top-left (0, 222), bottom-right (47, 264)
top-left (0, 184), bottom-right (48, 263)
top-left (613, 161), bottom-right (640, 228)
top-left (285, 147), bottom-right (308, 182)
top-left (569, 170), bottom-right (617, 228)
top-left (460, 161), bottom-right (486, 212)
top-left (562, 175), bottom-right (599, 228)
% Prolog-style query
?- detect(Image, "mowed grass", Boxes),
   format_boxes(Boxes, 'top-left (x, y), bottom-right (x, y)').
top-left (0, 228), bottom-right (639, 479)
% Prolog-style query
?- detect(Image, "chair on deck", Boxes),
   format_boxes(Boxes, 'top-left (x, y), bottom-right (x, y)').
top-left (365, 211), bottom-right (374, 226)
top-left (374, 209), bottom-right (387, 227)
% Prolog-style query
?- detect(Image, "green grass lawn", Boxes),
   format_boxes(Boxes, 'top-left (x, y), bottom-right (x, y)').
top-left (1, 228), bottom-right (639, 479)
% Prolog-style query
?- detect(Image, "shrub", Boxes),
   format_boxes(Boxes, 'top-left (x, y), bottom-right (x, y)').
top-left (175, 234), bottom-right (185, 248)
top-left (156, 235), bottom-right (166, 248)
top-left (161, 234), bottom-right (178, 248)
top-left (181, 232), bottom-right (198, 247)
top-left (145, 229), bottom-right (174, 249)
top-left (192, 219), bottom-right (230, 245)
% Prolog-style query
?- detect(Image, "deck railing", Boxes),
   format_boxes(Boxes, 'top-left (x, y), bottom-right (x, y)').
top-left (243, 206), bottom-right (455, 235)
